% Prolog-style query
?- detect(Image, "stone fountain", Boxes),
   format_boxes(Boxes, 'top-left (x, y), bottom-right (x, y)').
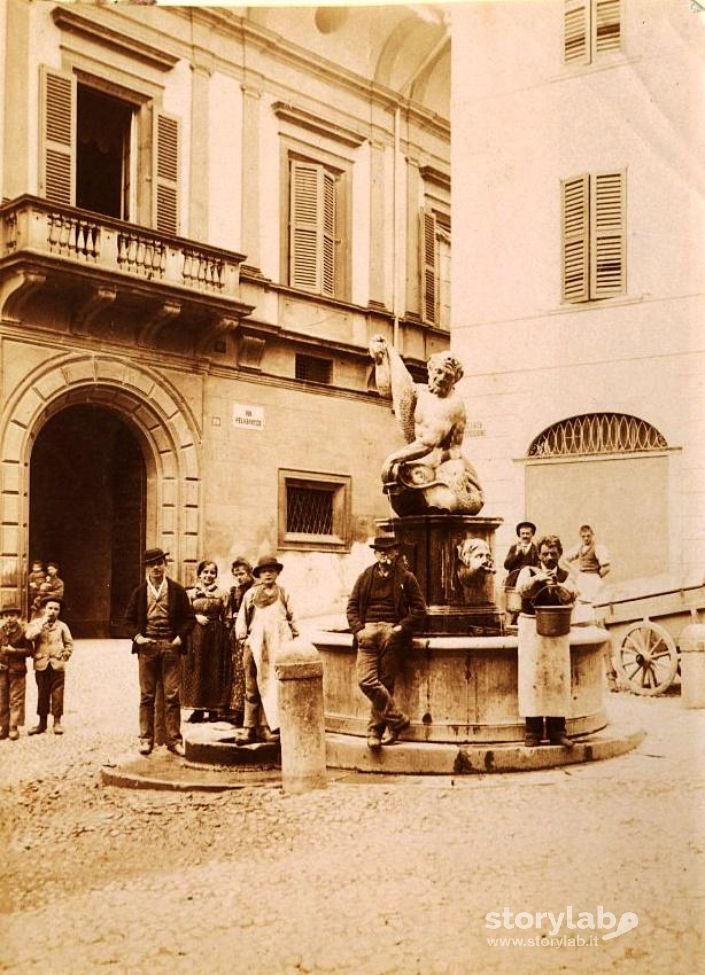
top-left (310, 339), bottom-right (640, 773)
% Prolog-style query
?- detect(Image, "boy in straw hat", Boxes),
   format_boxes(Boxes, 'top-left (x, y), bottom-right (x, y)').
top-left (235, 555), bottom-right (299, 744)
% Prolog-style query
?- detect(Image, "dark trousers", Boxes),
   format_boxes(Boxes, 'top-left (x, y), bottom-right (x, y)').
top-left (525, 716), bottom-right (567, 743)
top-left (35, 666), bottom-right (64, 720)
top-left (0, 669), bottom-right (26, 732)
top-left (138, 648), bottom-right (182, 748)
top-left (356, 622), bottom-right (408, 736)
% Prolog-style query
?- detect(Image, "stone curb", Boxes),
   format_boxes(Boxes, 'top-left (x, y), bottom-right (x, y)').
top-left (325, 726), bottom-right (647, 775)
top-left (100, 748), bottom-right (282, 792)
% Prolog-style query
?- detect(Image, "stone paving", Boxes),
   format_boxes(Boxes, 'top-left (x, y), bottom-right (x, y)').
top-left (0, 640), bottom-right (703, 974)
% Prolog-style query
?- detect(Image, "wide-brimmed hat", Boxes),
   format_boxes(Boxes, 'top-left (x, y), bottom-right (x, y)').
top-left (0, 606), bottom-right (21, 615)
top-left (369, 535), bottom-right (400, 551)
top-left (143, 547), bottom-right (170, 565)
top-left (515, 521), bottom-right (537, 536)
top-left (253, 556), bottom-right (283, 577)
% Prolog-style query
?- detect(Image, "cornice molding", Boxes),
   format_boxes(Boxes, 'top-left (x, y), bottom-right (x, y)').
top-left (419, 165), bottom-right (451, 192)
top-left (51, 7), bottom-right (180, 73)
top-left (272, 102), bottom-right (366, 149)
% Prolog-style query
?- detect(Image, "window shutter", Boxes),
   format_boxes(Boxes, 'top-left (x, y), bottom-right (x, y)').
top-left (561, 175), bottom-right (589, 303)
top-left (591, 171), bottom-right (625, 298)
top-left (153, 111), bottom-right (180, 235)
top-left (290, 161), bottom-right (320, 292)
top-left (39, 66), bottom-right (76, 206)
top-left (420, 208), bottom-right (438, 324)
top-left (564, 0), bottom-right (588, 64)
top-left (322, 170), bottom-right (336, 297)
top-left (594, 0), bottom-right (620, 54)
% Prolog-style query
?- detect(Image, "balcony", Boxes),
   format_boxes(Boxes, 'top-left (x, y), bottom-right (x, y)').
top-left (0, 196), bottom-right (253, 351)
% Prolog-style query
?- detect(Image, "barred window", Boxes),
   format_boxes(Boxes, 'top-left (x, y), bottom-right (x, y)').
top-left (279, 470), bottom-right (351, 552)
top-left (528, 414), bottom-right (668, 458)
top-left (295, 354), bottom-right (332, 384)
top-left (286, 485), bottom-right (334, 534)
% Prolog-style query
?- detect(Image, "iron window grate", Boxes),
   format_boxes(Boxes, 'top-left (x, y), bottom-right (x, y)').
top-left (286, 485), bottom-right (334, 535)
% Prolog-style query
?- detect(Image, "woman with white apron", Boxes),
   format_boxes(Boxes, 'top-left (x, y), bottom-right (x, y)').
top-left (516, 534), bottom-right (577, 748)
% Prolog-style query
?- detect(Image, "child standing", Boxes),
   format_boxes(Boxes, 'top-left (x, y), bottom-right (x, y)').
top-left (234, 556), bottom-right (298, 743)
top-left (32, 560), bottom-right (65, 619)
top-left (28, 560), bottom-right (45, 617)
top-left (25, 596), bottom-right (73, 735)
top-left (0, 606), bottom-right (32, 741)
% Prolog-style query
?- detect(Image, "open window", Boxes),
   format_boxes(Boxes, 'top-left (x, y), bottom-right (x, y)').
top-left (39, 66), bottom-right (180, 234)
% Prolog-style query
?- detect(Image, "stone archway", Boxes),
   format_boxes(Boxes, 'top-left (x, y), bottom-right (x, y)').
top-left (0, 352), bottom-right (202, 614)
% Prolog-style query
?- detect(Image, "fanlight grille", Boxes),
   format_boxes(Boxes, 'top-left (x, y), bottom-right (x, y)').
top-left (528, 414), bottom-right (667, 458)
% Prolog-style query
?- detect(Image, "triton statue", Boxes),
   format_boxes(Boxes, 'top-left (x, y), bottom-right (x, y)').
top-left (369, 335), bottom-right (484, 516)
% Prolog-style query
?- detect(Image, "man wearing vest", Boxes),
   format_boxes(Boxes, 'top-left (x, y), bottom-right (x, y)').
top-left (566, 524), bottom-right (617, 690)
top-left (124, 547), bottom-right (195, 756)
top-left (347, 535), bottom-right (426, 750)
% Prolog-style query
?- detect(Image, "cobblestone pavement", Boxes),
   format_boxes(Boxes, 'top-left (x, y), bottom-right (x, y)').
top-left (1, 641), bottom-right (703, 974)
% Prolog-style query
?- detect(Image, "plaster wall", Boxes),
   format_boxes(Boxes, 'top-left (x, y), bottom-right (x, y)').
top-left (451, 1), bottom-right (705, 578)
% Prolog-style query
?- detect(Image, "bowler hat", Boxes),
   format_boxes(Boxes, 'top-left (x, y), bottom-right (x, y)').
top-left (369, 535), bottom-right (400, 550)
top-left (515, 521), bottom-right (537, 536)
top-left (143, 547), bottom-right (170, 565)
top-left (0, 606), bottom-right (21, 615)
top-left (253, 555), bottom-right (284, 578)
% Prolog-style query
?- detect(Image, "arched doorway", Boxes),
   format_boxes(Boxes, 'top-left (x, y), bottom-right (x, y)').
top-left (29, 404), bottom-right (146, 637)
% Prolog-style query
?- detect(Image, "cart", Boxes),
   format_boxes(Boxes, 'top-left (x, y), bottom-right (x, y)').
top-left (594, 575), bottom-right (705, 695)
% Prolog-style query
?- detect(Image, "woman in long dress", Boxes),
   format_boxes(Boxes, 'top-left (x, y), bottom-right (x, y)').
top-left (182, 560), bottom-right (229, 722)
top-left (224, 557), bottom-right (254, 726)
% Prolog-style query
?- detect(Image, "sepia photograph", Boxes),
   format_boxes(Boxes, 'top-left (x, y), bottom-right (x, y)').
top-left (0, 0), bottom-right (703, 971)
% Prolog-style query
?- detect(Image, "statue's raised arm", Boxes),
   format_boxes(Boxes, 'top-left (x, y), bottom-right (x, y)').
top-left (368, 335), bottom-right (484, 516)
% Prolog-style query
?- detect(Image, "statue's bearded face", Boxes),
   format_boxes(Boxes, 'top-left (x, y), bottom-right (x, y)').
top-left (427, 363), bottom-right (455, 397)
top-left (457, 538), bottom-right (492, 574)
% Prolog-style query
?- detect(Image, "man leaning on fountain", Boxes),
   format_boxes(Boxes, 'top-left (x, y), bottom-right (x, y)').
top-left (347, 535), bottom-right (426, 750)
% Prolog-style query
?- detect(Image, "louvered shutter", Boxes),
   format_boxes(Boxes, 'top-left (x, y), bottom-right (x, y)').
top-left (39, 66), bottom-right (76, 206)
top-left (421, 208), bottom-right (438, 324)
top-left (564, 0), bottom-right (588, 64)
top-left (561, 175), bottom-right (589, 303)
top-left (591, 171), bottom-right (625, 298)
top-left (153, 111), bottom-right (180, 235)
top-left (594, 0), bottom-right (620, 54)
top-left (322, 171), bottom-right (336, 297)
top-left (290, 160), bottom-right (337, 296)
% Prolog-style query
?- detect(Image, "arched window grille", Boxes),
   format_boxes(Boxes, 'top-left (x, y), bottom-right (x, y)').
top-left (528, 414), bottom-right (668, 458)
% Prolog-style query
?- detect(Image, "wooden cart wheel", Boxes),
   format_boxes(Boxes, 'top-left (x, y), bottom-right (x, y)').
top-left (616, 621), bottom-right (679, 696)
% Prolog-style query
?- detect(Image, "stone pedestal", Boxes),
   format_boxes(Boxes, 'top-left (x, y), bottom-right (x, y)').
top-left (380, 514), bottom-right (504, 635)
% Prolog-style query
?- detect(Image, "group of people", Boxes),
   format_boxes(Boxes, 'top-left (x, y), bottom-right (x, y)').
top-left (0, 591), bottom-right (73, 741)
top-left (123, 548), bottom-right (298, 757)
top-left (2, 523), bottom-right (614, 755)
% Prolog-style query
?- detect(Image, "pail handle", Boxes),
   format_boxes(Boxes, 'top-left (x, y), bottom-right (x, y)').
top-left (534, 583), bottom-right (575, 606)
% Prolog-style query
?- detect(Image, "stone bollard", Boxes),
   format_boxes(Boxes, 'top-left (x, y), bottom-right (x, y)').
top-left (275, 638), bottom-right (327, 794)
top-left (679, 624), bottom-right (705, 708)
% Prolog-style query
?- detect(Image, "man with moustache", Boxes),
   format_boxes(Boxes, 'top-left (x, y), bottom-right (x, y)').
top-left (124, 547), bottom-right (195, 756)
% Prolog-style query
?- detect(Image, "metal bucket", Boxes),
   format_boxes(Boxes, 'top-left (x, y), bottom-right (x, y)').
top-left (535, 604), bottom-right (573, 637)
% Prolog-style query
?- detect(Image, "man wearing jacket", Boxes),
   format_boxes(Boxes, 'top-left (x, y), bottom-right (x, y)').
top-left (124, 547), bottom-right (195, 756)
top-left (347, 535), bottom-right (426, 750)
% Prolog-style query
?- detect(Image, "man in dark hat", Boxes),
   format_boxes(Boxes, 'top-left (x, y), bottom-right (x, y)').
top-left (503, 521), bottom-right (539, 625)
top-left (346, 535), bottom-right (426, 750)
top-left (124, 547), bottom-right (195, 756)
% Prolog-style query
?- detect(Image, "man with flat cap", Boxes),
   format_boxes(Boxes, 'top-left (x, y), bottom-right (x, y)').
top-left (347, 535), bottom-right (426, 749)
top-left (503, 521), bottom-right (540, 625)
top-left (124, 547), bottom-right (195, 756)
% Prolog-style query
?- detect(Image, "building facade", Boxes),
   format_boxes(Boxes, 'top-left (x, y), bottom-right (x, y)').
top-left (0, 1), bottom-right (451, 632)
top-left (452, 0), bottom-right (705, 586)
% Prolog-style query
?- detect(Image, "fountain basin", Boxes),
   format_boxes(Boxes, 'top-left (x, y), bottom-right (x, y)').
top-left (311, 623), bottom-right (609, 743)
